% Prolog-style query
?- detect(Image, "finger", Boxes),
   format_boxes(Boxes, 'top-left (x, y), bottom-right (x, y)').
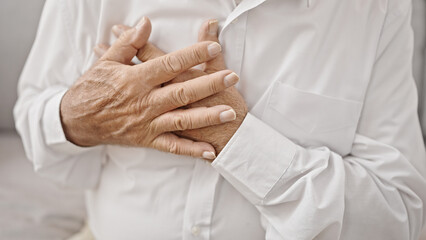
top-left (198, 19), bottom-right (226, 73)
top-left (94, 43), bottom-right (110, 58)
top-left (152, 105), bottom-right (236, 132)
top-left (100, 17), bottom-right (152, 64)
top-left (95, 44), bottom-right (138, 66)
top-left (137, 43), bottom-right (166, 62)
top-left (151, 70), bottom-right (239, 113)
top-left (112, 24), bottom-right (131, 37)
top-left (111, 24), bottom-right (165, 62)
top-left (133, 41), bottom-right (222, 86)
top-left (151, 133), bottom-right (216, 160)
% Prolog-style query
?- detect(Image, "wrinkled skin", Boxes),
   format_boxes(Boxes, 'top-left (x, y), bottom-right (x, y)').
top-left (61, 18), bottom-right (244, 160)
top-left (96, 19), bottom-right (248, 156)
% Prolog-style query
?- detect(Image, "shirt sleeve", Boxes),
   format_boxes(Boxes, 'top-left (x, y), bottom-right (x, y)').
top-left (13, 0), bottom-right (104, 189)
top-left (212, 1), bottom-right (426, 239)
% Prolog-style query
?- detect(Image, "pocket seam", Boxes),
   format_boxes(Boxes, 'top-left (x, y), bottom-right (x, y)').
top-left (264, 82), bottom-right (363, 134)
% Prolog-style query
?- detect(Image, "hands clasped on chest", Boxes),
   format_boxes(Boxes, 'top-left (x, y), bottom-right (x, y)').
top-left (60, 17), bottom-right (248, 161)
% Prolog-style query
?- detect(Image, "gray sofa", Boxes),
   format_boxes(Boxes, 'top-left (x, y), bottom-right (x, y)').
top-left (0, 0), bottom-right (425, 239)
top-left (413, 0), bottom-right (426, 141)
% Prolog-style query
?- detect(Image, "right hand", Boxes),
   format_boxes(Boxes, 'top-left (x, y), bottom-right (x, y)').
top-left (98, 20), bottom-right (248, 154)
top-left (60, 17), bottom-right (240, 160)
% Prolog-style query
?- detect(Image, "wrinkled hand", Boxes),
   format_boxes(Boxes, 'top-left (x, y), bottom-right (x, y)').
top-left (96, 20), bottom-right (248, 157)
top-left (61, 18), bottom-right (241, 160)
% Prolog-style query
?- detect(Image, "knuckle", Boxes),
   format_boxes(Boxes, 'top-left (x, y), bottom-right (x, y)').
top-left (172, 86), bottom-right (191, 106)
top-left (146, 121), bottom-right (157, 135)
top-left (161, 55), bottom-right (184, 74)
top-left (207, 77), bottom-right (221, 93)
top-left (93, 61), bottom-right (111, 72)
top-left (120, 30), bottom-right (130, 39)
top-left (147, 121), bottom-right (161, 137)
top-left (118, 30), bottom-right (132, 43)
top-left (168, 141), bottom-right (180, 154)
top-left (173, 114), bottom-right (191, 131)
top-left (190, 48), bottom-right (204, 62)
top-left (206, 112), bottom-right (217, 124)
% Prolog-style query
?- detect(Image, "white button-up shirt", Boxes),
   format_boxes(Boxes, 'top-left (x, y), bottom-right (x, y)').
top-left (14, 0), bottom-right (426, 239)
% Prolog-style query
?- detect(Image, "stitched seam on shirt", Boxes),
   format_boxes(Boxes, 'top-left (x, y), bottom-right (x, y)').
top-left (358, 0), bottom-right (391, 115)
top-left (372, 0), bottom-right (390, 62)
top-left (262, 143), bottom-right (297, 203)
top-left (260, 81), bottom-right (278, 120)
top-left (236, 12), bottom-right (248, 76)
top-left (59, 0), bottom-right (85, 74)
top-left (365, 0), bottom-right (413, 112)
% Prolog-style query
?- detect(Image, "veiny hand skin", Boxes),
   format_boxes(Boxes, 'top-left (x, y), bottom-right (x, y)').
top-left (97, 19), bottom-right (248, 158)
top-left (60, 18), bottom-right (241, 160)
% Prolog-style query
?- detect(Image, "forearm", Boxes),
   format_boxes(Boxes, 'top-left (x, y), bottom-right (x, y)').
top-left (212, 114), bottom-right (426, 240)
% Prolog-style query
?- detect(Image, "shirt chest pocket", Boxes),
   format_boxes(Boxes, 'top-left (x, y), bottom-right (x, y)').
top-left (262, 82), bottom-right (363, 156)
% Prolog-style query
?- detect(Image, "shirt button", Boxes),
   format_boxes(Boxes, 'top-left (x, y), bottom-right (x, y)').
top-left (191, 225), bottom-right (201, 236)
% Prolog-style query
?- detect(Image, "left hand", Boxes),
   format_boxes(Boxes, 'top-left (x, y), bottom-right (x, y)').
top-left (95, 19), bottom-right (248, 158)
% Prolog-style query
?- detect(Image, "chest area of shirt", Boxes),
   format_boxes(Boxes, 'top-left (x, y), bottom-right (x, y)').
top-left (93, 0), bottom-right (387, 155)
top-left (95, 0), bottom-right (386, 97)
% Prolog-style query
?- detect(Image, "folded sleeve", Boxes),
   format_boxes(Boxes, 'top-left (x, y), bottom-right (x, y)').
top-left (212, 1), bottom-right (426, 239)
top-left (13, 0), bottom-right (104, 189)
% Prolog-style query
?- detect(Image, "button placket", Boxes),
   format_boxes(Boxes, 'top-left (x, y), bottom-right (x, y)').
top-left (181, 3), bottom-right (266, 239)
top-left (220, 12), bottom-right (248, 77)
top-left (182, 160), bottom-right (220, 240)
top-left (220, 0), bottom-right (266, 76)
top-left (191, 225), bottom-right (201, 236)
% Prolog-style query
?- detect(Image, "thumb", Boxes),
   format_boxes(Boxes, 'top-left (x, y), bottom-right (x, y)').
top-left (198, 19), bottom-right (226, 73)
top-left (100, 17), bottom-right (152, 64)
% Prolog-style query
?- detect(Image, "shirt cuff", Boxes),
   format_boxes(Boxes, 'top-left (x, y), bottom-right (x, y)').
top-left (42, 89), bottom-right (92, 155)
top-left (212, 113), bottom-right (297, 204)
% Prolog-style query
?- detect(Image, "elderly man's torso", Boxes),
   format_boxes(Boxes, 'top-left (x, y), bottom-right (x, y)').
top-left (61, 0), bottom-right (388, 238)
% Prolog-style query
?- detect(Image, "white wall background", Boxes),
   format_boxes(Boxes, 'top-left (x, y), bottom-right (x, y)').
top-left (0, 0), bottom-right (45, 130)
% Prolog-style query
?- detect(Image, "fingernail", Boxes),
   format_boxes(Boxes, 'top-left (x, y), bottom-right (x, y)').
top-left (202, 151), bottom-right (216, 160)
top-left (136, 17), bottom-right (147, 31)
top-left (208, 42), bottom-right (221, 57)
top-left (220, 109), bottom-right (236, 123)
top-left (112, 25), bottom-right (124, 35)
top-left (224, 72), bottom-right (239, 87)
top-left (208, 19), bottom-right (219, 36)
